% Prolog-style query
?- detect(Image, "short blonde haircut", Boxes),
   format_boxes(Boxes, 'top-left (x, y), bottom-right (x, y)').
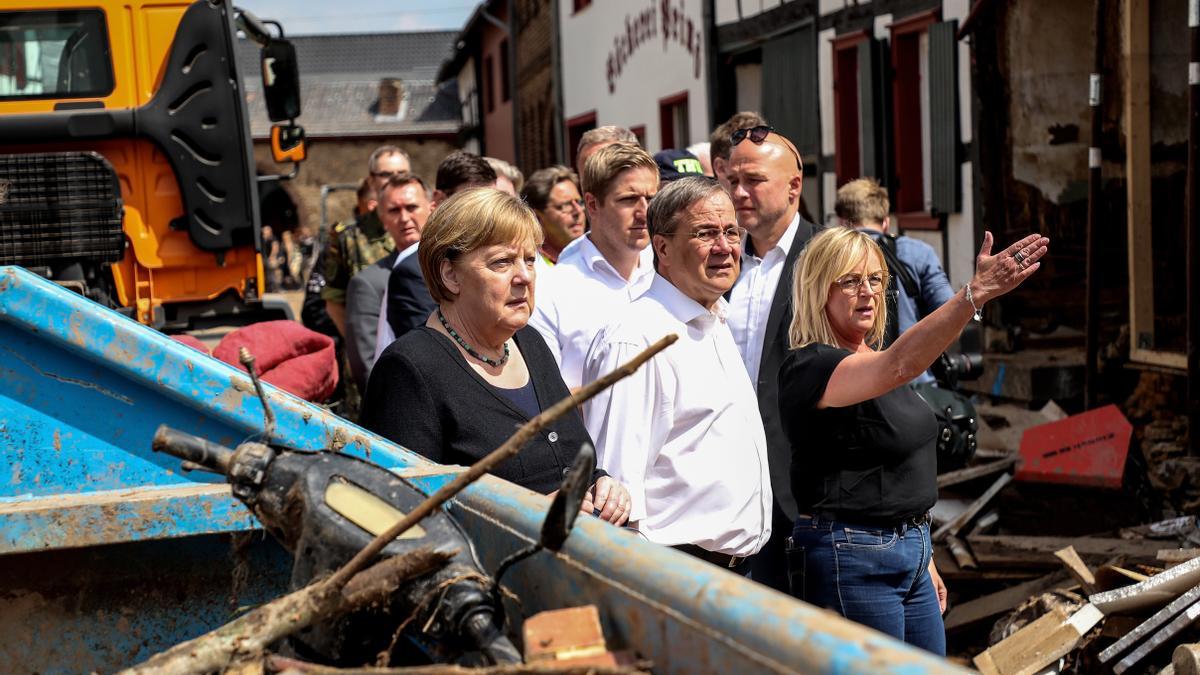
top-left (788, 227), bottom-right (889, 350)
top-left (582, 142), bottom-right (658, 202)
top-left (418, 188), bottom-right (544, 304)
top-left (485, 157), bottom-right (525, 193)
top-left (835, 178), bottom-right (889, 226)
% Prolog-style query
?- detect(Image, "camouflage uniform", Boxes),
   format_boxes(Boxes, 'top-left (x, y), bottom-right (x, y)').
top-left (319, 210), bottom-right (395, 305)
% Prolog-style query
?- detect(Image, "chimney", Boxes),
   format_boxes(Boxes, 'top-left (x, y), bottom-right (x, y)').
top-left (377, 78), bottom-right (403, 117)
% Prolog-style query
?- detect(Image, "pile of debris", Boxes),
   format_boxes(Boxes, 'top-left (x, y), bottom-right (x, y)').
top-left (937, 398), bottom-right (1200, 673)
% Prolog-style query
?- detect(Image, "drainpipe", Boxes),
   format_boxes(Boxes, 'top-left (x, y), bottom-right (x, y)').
top-left (1084, 0), bottom-right (1106, 410)
top-left (480, 1), bottom-right (519, 166)
top-left (1188, 0), bottom-right (1199, 453)
top-left (551, 0), bottom-right (566, 164)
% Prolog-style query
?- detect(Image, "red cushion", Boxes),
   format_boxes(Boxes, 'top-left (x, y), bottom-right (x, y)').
top-left (213, 321), bottom-right (338, 403)
top-left (171, 334), bottom-right (211, 355)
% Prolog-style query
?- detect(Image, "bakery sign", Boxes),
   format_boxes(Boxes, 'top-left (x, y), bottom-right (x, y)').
top-left (605, 0), bottom-right (703, 94)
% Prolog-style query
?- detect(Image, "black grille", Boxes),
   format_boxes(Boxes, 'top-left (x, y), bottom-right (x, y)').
top-left (0, 151), bottom-right (124, 266)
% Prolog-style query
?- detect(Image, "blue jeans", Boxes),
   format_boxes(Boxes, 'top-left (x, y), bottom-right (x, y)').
top-left (787, 515), bottom-right (946, 655)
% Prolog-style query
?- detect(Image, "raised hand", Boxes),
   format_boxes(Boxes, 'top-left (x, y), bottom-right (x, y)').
top-left (971, 231), bottom-right (1049, 304)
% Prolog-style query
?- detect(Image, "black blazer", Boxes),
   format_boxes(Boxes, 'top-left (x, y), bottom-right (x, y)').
top-left (385, 252), bottom-right (438, 342)
top-left (753, 215), bottom-right (818, 520)
top-left (361, 325), bottom-right (595, 494)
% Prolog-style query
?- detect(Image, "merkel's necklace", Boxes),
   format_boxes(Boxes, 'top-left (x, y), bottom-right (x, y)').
top-left (437, 309), bottom-right (510, 367)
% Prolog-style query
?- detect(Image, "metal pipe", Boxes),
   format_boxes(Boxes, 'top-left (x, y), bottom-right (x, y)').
top-left (1188, 0), bottom-right (1199, 453)
top-left (1085, 0), bottom-right (1106, 410)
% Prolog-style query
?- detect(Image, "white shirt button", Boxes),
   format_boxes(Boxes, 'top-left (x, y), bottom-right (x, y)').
top-left (547, 431), bottom-right (559, 443)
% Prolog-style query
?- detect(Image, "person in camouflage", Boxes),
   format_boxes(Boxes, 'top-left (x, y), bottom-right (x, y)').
top-left (321, 145), bottom-right (411, 337)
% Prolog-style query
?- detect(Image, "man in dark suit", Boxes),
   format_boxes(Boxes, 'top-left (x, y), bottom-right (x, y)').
top-left (346, 173), bottom-right (431, 391)
top-left (725, 127), bottom-right (819, 592)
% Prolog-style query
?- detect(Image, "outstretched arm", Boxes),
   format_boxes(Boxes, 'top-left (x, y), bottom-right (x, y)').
top-left (819, 232), bottom-right (1049, 409)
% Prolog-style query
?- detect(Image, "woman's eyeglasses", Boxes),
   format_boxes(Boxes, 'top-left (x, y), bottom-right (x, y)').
top-left (834, 272), bottom-right (889, 295)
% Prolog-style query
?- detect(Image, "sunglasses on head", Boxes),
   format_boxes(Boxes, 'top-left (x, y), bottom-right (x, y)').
top-left (731, 125), bottom-right (774, 146)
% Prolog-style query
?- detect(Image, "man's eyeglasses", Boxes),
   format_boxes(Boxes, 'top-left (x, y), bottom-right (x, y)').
top-left (731, 125), bottom-right (774, 146)
top-left (731, 125), bottom-right (804, 172)
top-left (834, 272), bottom-right (889, 295)
top-left (664, 226), bottom-right (746, 246)
top-left (548, 198), bottom-right (585, 214)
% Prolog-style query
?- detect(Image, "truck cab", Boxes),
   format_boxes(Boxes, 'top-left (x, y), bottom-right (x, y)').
top-left (0, 0), bottom-right (304, 329)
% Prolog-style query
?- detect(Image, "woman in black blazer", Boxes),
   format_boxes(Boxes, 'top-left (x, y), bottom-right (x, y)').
top-left (362, 187), bottom-right (631, 524)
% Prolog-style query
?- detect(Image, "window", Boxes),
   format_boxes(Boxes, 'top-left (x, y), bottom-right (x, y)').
top-left (831, 31), bottom-right (867, 186)
top-left (565, 111), bottom-right (596, 168)
top-left (658, 92), bottom-right (689, 150)
top-left (484, 54), bottom-right (495, 113)
top-left (572, 0), bottom-right (593, 13)
top-left (629, 125), bottom-right (646, 147)
top-left (499, 38), bottom-right (510, 103)
top-left (0, 10), bottom-right (114, 100)
top-left (889, 10), bottom-right (939, 228)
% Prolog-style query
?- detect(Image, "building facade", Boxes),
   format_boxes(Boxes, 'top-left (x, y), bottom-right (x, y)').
top-left (560, 0), bottom-right (713, 163)
top-left (715, 0), bottom-right (976, 290)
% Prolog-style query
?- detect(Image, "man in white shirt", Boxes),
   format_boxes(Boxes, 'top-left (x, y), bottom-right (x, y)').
top-left (530, 142), bottom-right (659, 388)
top-left (724, 127), bottom-right (818, 590)
top-left (582, 177), bottom-right (773, 573)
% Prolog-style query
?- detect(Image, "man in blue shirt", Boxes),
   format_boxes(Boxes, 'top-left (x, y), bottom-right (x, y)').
top-left (836, 178), bottom-right (954, 382)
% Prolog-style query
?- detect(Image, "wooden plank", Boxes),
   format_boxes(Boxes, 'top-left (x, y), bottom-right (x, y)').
top-left (973, 604), bottom-right (1103, 675)
top-left (933, 473), bottom-right (1012, 542)
top-left (1099, 582), bottom-right (1200, 664)
top-left (1055, 546), bottom-right (1098, 594)
top-left (937, 457), bottom-right (1019, 488)
top-left (1123, 0), bottom-right (1155, 353)
top-left (1091, 557), bottom-right (1200, 615)
top-left (947, 535), bottom-right (978, 569)
top-left (968, 535), bottom-right (1165, 568)
top-left (1160, 549), bottom-right (1200, 564)
top-left (943, 570), bottom-right (1074, 632)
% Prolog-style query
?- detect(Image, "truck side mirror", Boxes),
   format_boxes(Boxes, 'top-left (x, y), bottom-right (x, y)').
top-left (261, 39), bottom-right (300, 122)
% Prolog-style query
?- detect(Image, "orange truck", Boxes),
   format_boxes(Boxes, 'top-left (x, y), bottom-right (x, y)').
top-left (0, 0), bottom-right (306, 329)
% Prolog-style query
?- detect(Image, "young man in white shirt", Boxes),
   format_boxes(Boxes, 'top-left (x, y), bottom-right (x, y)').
top-left (582, 176), bottom-right (773, 573)
top-left (530, 142), bottom-right (659, 389)
top-left (725, 127), bottom-right (818, 590)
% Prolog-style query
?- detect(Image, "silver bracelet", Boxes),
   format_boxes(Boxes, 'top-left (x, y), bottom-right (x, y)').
top-left (963, 283), bottom-right (983, 322)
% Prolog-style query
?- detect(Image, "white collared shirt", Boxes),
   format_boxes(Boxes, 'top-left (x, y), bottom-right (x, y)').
top-left (728, 214), bottom-right (801, 386)
top-left (372, 242), bottom-right (421, 365)
top-left (581, 275), bottom-right (773, 557)
top-left (528, 234), bottom-right (655, 389)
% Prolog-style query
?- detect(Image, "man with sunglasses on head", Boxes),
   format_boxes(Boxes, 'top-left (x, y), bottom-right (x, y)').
top-left (581, 176), bottom-right (772, 574)
top-left (530, 142), bottom-right (659, 389)
top-left (724, 125), bottom-right (819, 592)
top-left (321, 145), bottom-right (412, 338)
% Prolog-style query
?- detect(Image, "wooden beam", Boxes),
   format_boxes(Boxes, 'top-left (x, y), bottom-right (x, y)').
top-left (974, 604), bottom-right (1103, 675)
top-left (1055, 546), bottom-right (1099, 594)
top-left (967, 535), bottom-right (1164, 568)
top-left (943, 570), bottom-right (1075, 632)
top-left (1124, 0), bottom-right (1155, 352)
top-left (933, 473), bottom-right (1012, 542)
top-left (937, 457), bottom-right (1018, 489)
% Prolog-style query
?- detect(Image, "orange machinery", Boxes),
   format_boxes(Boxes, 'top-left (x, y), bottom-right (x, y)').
top-left (0, 0), bottom-right (306, 329)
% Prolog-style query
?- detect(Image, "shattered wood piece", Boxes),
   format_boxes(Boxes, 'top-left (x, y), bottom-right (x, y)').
top-left (938, 457), bottom-right (1019, 489)
top-left (969, 536), bottom-right (1164, 568)
top-left (524, 606), bottom-right (607, 662)
top-left (1054, 546), bottom-right (1098, 595)
top-left (944, 571), bottom-right (1074, 632)
top-left (1160, 549), bottom-right (1200, 564)
top-left (973, 604), bottom-right (1103, 675)
top-left (948, 536), bottom-right (978, 569)
top-left (1114, 598), bottom-right (1200, 674)
top-left (1174, 644), bottom-right (1200, 675)
top-left (934, 473), bottom-right (1013, 543)
top-left (1090, 557), bottom-right (1200, 615)
top-left (971, 511), bottom-right (1001, 536)
top-left (1097, 582), bottom-right (1200, 664)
